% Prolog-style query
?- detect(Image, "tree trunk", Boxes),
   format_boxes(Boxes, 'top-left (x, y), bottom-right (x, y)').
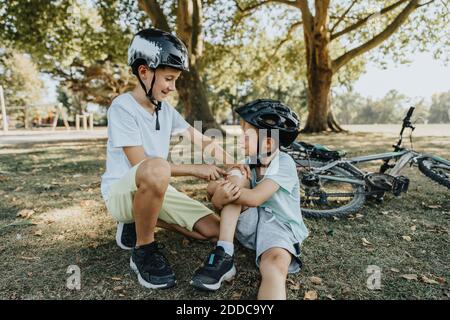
top-left (300, 0), bottom-right (344, 133)
top-left (177, 65), bottom-right (218, 132)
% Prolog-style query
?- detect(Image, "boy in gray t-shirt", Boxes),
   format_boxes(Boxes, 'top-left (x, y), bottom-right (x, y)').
top-left (191, 99), bottom-right (308, 300)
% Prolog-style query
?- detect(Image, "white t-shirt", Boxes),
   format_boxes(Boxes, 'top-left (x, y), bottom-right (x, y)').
top-left (101, 92), bottom-right (190, 201)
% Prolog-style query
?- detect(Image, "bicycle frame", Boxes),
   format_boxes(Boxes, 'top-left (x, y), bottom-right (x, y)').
top-left (305, 149), bottom-right (421, 185)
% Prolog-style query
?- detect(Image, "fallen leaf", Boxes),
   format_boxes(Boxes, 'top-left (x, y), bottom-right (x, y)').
top-left (426, 204), bottom-right (441, 209)
top-left (421, 276), bottom-right (439, 285)
top-left (182, 239), bottom-right (190, 247)
top-left (111, 277), bottom-right (122, 281)
top-left (436, 277), bottom-right (446, 284)
top-left (401, 274), bottom-right (418, 281)
top-left (342, 287), bottom-right (351, 295)
top-left (289, 282), bottom-right (301, 290)
top-left (34, 230), bottom-right (43, 236)
top-left (310, 276), bottom-right (323, 285)
top-left (19, 256), bottom-right (40, 261)
top-left (304, 290), bottom-right (318, 300)
top-left (361, 238), bottom-right (373, 246)
top-left (355, 214), bottom-right (364, 219)
top-left (410, 225), bottom-right (416, 231)
top-left (16, 209), bottom-right (35, 219)
top-left (381, 211), bottom-right (389, 215)
top-left (390, 268), bottom-right (400, 273)
top-left (402, 235), bottom-right (412, 242)
top-left (325, 295), bottom-right (335, 300)
top-left (113, 286), bottom-right (124, 291)
top-left (231, 292), bottom-right (242, 300)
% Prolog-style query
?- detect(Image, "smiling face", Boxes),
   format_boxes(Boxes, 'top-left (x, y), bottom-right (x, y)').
top-left (138, 65), bottom-right (182, 101)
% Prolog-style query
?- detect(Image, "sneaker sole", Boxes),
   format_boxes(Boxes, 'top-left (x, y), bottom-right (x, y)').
top-left (190, 265), bottom-right (236, 291)
top-left (116, 222), bottom-right (133, 250)
top-left (130, 257), bottom-right (176, 290)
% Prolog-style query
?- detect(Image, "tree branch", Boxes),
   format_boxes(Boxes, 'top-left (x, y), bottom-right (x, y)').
top-left (297, 0), bottom-right (313, 35)
top-left (332, 0), bottom-right (419, 72)
top-left (329, 0), bottom-right (358, 34)
top-left (138, 0), bottom-right (171, 32)
top-left (253, 20), bottom-right (302, 76)
top-left (234, 0), bottom-right (299, 13)
top-left (331, 0), bottom-right (409, 41)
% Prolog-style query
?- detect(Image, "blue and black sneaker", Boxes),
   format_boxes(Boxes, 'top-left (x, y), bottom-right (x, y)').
top-left (190, 246), bottom-right (236, 291)
top-left (130, 242), bottom-right (176, 289)
top-left (116, 222), bottom-right (136, 250)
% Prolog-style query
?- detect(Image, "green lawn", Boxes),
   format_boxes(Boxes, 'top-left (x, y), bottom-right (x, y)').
top-left (0, 131), bottom-right (449, 300)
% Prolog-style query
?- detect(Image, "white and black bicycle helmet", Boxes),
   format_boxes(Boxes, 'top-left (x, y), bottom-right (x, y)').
top-left (234, 99), bottom-right (300, 147)
top-left (127, 28), bottom-right (189, 130)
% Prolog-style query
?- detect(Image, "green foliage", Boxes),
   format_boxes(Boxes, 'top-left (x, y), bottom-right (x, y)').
top-left (428, 91), bottom-right (450, 123)
top-left (0, 48), bottom-right (44, 107)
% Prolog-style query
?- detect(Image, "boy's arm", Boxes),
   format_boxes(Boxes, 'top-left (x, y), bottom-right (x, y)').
top-left (233, 179), bottom-right (279, 208)
top-left (123, 146), bottom-right (226, 179)
top-left (183, 126), bottom-right (251, 177)
top-left (211, 179), bottom-right (279, 210)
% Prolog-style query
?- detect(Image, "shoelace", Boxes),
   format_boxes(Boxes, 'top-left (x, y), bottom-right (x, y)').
top-left (143, 244), bottom-right (169, 271)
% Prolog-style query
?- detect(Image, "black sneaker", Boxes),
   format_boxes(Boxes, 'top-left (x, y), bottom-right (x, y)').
top-left (130, 242), bottom-right (176, 289)
top-left (116, 222), bottom-right (136, 250)
top-left (190, 246), bottom-right (236, 291)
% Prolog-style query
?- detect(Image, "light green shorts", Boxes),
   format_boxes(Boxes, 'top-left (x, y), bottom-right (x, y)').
top-left (105, 161), bottom-right (214, 231)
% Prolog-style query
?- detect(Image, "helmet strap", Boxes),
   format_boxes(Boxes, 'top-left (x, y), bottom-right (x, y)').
top-left (249, 134), bottom-right (273, 169)
top-left (137, 68), bottom-right (161, 131)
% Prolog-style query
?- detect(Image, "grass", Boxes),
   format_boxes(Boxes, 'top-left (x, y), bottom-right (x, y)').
top-left (0, 131), bottom-right (449, 300)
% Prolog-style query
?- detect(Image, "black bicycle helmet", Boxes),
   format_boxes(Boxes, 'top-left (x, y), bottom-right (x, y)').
top-left (234, 99), bottom-right (300, 147)
top-left (128, 28), bottom-right (189, 73)
top-left (127, 28), bottom-right (189, 130)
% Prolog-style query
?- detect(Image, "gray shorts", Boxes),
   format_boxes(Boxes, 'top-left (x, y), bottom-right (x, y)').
top-left (235, 207), bottom-right (303, 273)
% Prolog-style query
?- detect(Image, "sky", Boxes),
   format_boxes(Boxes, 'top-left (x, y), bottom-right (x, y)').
top-left (353, 52), bottom-right (450, 101)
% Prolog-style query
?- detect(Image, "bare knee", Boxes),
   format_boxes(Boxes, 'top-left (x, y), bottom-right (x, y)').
top-left (193, 214), bottom-right (220, 242)
top-left (136, 158), bottom-right (171, 196)
top-left (259, 248), bottom-right (291, 278)
top-left (207, 181), bottom-right (219, 199)
top-left (227, 175), bottom-right (249, 188)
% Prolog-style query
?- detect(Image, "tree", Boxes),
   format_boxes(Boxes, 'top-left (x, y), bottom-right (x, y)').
top-left (138, 0), bottom-right (220, 130)
top-left (201, 33), bottom-right (309, 123)
top-left (0, 0), bottom-right (141, 113)
top-left (234, 0), bottom-right (449, 132)
top-left (428, 91), bottom-right (450, 123)
top-left (0, 48), bottom-right (44, 108)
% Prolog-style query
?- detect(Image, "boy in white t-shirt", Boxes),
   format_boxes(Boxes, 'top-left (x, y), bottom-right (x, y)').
top-left (101, 28), bottom-right (248, 289)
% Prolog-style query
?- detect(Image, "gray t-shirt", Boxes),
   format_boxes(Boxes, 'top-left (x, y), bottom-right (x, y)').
top-left (249, 151), bottom-right (309, 244)
top-left (101, 93), bottom-right (190, 201)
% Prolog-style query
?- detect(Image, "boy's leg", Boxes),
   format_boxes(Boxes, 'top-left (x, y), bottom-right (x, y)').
top-left (190, 173), bottom-right (249, 291)
top-left (133, 158), bottom-right (171, 246)
top-left (258, 248), bottom-right (292, 300)
top-left (156, 214), bottom-right (220, 243)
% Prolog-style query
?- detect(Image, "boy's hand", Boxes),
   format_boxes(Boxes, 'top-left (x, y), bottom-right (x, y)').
top-left (191, 164), bottom-right (227, 181)
top-left (211, 181), bottom-right (241, 210)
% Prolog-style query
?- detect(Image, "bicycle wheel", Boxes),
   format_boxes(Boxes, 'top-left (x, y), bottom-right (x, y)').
top-left (296, 159), bottom-right (366, 219)
top-left (418, 156), bottom-right (450, 189)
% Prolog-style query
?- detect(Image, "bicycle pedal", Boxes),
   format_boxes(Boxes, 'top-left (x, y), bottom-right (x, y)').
top-left (392, 175), bottom-right (410, 196)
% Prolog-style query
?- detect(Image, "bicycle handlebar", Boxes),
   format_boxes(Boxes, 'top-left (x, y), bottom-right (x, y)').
top-left (404, 106), bottom-right (415, 122)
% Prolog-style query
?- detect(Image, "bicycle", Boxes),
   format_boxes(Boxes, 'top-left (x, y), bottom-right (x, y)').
top-left (283, 107), bottom-right (450, 219)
